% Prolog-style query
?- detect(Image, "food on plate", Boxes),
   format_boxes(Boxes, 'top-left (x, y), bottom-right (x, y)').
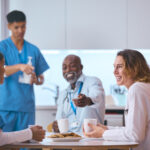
top-left (47, 123), bottom-right (53, 132)
top-left (48, 132), bottom-right (81, 138)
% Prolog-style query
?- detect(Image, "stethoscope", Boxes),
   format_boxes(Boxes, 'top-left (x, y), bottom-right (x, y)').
top-left (62, 82), bottom-right (83, 119)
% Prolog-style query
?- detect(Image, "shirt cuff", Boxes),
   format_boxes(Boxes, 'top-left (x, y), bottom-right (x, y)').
top-left (0, 128), bottom-right (33, 146)
top-left (27, 128), bottom-right (33, 139)
top-left (102, 129), bottom-right (114, 140)
top-left (107, 126), bottom-right (115, 130)
top-left (14, 128), bottom-right (33, 142)
top-left (13, 128), bottom-right (33, 142)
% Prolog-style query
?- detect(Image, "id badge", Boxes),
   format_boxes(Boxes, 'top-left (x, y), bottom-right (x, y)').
top-left (71, 120), bottom-right (79, 128)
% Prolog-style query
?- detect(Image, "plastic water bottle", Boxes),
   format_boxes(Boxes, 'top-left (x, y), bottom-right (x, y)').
top-left (19, 56), bottom-right (32, 84)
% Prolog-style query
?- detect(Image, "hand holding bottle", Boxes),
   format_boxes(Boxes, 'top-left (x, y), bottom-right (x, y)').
top-left (19, 64), bottom-right (34, 74)
top-left (19, 56), bottom-right (34, 84)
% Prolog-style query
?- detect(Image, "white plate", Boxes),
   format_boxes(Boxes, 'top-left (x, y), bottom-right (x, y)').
top-left (50, 137), bottom-right (82, 142)
top-left (82, 137), bottom-right (103, 141)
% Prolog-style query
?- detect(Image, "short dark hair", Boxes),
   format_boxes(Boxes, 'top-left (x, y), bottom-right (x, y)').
top-left (0, 52), bottom-right (4, 61)
top-left (7, 10), bottom-right (26, 23)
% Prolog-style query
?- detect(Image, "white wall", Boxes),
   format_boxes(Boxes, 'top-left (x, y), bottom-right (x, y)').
top-left (36, 106), bottom-right (57, 130)
top-left (9, 0), bottom-right (66, 49)
top-left (66, 0), bottom-right (127, 49)
top-left (7, 0), bottom-right (150, 49)
top-left (128, 0), bottom-right (150, 48)
top-left (0, 0), bottom-right (9, 41)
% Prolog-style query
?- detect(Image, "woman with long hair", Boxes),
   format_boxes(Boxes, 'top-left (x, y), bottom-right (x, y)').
top-left (84, 49), bottom-right (150, 150)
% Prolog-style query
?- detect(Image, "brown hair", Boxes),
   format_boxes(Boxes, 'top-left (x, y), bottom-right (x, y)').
top-left (117, 49), bottom-right (150, 83)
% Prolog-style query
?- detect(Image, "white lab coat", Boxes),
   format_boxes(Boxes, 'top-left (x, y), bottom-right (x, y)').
top-left (103, 82), bottom-right (150, 150)
top-left (0, 128), bottom-right (32, 146)
top-left (56, 74), bottom-right (105, 133)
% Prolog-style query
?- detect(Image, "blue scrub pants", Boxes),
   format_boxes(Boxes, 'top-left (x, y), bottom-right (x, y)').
top-left (0, 111), bottom-right (35, 132)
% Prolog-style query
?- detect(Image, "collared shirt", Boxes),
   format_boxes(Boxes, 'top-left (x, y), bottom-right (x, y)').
top-left (0, 37), bottom-right (49, 112)
top-left (103, 82), bottom-right (150, 150)
top-left (0, 128), bottom-right (32, 146)
top-left (56, 74), bottom-right (105, 133)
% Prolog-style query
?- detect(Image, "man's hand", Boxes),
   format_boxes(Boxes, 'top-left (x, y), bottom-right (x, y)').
top-left (30, 73), bottom-right (44, 85)
top-left (19, 64), bottom-right (34, 74)
top-left (30, 72), bottom-right (38, 85)
top-left (30, 126), bottom-right (45, 141)
top-left (83, 123), bottom-right (106, 138)
top-left (52, 120), bottom-right (60, 133)
top-left (36, 75), bottom-right (44, 85)
top-left (73, 94), bottom-right (93, 107)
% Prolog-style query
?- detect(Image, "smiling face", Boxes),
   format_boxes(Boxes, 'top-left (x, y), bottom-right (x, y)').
top-left (113, 56), bottom-right (134, 89)
top-left (8, 21), bottom-right (26, 40)
top-left (0, 59), bottom-right (5, 84)
top-left (62, 55), bottom-right (83, 85)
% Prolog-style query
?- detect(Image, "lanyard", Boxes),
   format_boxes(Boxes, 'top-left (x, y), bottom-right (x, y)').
top-left (69, 82), bottom-right (83, 116)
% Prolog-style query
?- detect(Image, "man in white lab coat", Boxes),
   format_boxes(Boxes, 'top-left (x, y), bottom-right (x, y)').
top-left (52, 55), bottom-right (105, 133)
top-left (0, 52), bottom-right (45, 146)
top-left (84, 49), bottom-right (150, 150)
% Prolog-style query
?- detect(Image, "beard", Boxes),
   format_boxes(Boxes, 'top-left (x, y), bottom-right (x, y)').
top-left (64, 71), bottom-right (78, 84)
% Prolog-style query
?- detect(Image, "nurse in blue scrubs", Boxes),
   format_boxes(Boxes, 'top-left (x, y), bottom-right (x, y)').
top-left (0, 10), bottom-right (49, 132)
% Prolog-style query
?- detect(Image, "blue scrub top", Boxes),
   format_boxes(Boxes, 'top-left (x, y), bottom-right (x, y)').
top-left (0, 116), bottom-right (4, 129)
top-left (0, 37), bottom-right (49, 112)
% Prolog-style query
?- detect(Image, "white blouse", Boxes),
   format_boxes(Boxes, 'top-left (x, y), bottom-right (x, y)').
top-left (103, 82), bottom-right (150, 150)
top-left (0, 128), bottom-right (32, 146)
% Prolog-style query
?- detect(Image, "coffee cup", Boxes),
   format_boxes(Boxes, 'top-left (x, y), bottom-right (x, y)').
top-left (84, 118), bottom-right (97, 133)
top-left (58, 118), bottom-right (69, 133)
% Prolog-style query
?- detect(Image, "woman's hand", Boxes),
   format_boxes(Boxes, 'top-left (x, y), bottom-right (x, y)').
top-left (97, 123), bottom-right (108, 130)
top-left (30, 126), bottom-right (45, 141)
top-left (83, 123), bottom-right (107, 138)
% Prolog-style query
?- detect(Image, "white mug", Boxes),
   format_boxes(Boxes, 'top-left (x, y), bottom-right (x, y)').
top-left (84, 118), bottom-right (97, 133)
top-left (58, 118), bottom-right (69, 133)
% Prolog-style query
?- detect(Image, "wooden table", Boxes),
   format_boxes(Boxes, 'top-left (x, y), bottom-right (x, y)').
top-left (0, 138), bottom-right (138, 150)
